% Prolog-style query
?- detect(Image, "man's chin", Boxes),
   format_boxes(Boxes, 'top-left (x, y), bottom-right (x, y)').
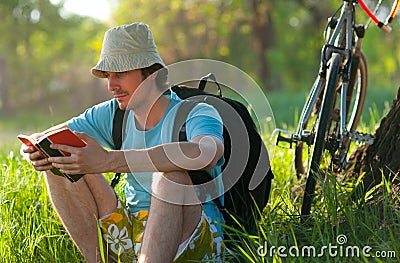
top-left (118, 102), bottom-right (127, 110)
top-left (119, 102), bottom-right (135, 111)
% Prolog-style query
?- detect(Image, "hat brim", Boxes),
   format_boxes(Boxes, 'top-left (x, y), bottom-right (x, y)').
top-left (91, 51), bottom-right (165, 78)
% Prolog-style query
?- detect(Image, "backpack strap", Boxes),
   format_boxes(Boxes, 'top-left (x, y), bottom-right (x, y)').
top-left (198, 73), bottom-right (222, 97)
top-left (172, 100), bottom-right (224, 211)
top-left (171, 100), bottom-right (197, 142)
top-left (110, 106), bottom-right (126, 188)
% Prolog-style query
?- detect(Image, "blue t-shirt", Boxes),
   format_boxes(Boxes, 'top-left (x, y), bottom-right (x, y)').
top-left (67, 93), bottom-right (225, 234)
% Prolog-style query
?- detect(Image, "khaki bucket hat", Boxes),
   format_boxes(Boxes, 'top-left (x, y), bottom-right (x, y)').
top-left (91, 22), bottom-right (165, 78)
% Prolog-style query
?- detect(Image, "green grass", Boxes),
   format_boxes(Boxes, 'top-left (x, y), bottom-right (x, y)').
top-left (3, 140), bottom-right (399, 262)
top-left (0, 150), bottom-right (84, 262)
top-left (0, 148), bottom-right (125, 262)
top-left (1, 89), bottom-right (399, 262)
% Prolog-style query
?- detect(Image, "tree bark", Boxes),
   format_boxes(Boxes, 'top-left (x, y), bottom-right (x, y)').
top-left (349, 88), bottom-right (400, 204)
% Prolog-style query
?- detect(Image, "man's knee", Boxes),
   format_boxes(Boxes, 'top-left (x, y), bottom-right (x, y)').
top-left (44, 172), bottom-right (113, 216)
top-left (44, 171), bottom-right (88, 193)
top-left (151, 171), bottom-right (199, 205)
top-left (44, 170), bottom-right (77, 192)
top-left (160, 170), bottom-right (193, 184)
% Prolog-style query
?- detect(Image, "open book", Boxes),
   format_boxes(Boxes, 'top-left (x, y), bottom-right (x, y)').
top-left (18, 128), bottom-right (87, 182)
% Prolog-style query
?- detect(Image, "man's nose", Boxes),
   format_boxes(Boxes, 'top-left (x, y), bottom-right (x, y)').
top-left (107, 77), bottom-right (119, 92)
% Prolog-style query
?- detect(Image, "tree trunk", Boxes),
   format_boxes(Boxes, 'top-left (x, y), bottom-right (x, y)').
top-left (0, 56), bottom-right (11, 115)
top-left (251, 0), bottom-right (275, 91)
top-left (349, 88), bottom-right (400, 204)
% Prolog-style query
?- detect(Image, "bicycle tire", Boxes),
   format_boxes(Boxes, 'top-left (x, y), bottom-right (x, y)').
top-left (301, 53), bottom-right (342, 216)
top-left (346, 50), bottom-right (368, 132)
top-left (294, 51), bottom-right (367, 177)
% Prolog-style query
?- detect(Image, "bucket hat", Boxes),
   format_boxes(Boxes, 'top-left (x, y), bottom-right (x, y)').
top-left (91, 22), bottom-right (165, 78)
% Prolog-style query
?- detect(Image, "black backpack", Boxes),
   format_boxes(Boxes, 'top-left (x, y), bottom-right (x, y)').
top-left (111, 73), bottom-right (273, 234)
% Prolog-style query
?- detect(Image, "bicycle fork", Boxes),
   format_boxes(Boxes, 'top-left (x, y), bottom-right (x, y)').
top-left (275, 40), bottom-right (333, 149)
top-left (275, 77), bottom-right (324, 148)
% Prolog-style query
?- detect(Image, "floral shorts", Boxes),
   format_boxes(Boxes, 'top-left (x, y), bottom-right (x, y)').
top-left (99, 200), bottom-right (224, 262)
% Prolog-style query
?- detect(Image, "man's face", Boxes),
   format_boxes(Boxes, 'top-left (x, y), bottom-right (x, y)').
top-left (104, 69), bottom-right (145, 110)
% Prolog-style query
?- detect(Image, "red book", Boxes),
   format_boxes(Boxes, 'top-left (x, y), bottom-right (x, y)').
top-left (18, 128), bottom-right (87, 182)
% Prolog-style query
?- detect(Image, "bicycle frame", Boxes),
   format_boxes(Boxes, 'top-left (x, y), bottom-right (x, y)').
top-left (274, 0), bottom-right (400, 216)
top-left (296, 1), bottom-right (356, 150)
top-left (294, 0), bottom-right (400, 160)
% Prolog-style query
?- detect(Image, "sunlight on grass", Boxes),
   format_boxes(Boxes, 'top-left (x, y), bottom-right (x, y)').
top-left (1, 100), bottom-right (399, 262)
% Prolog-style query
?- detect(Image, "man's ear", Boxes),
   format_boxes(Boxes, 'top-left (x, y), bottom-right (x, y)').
top-left (148, 70), bottom-right (158, 80)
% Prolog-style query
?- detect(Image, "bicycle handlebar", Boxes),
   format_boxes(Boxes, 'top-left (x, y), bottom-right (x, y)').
top-left (380, 24), bottom-right (392, 33)
top-left (358, 0), bottom-right (400, 33)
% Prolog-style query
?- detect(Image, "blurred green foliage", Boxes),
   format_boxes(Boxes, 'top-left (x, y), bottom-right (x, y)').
top-left (0, 0), bottom-right (399, 118)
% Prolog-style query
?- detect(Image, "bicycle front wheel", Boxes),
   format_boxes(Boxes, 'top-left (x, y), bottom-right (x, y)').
top-left (294, 51), bottom-right (367, 177)
top-left (301, 53), bottom-right (342, 216)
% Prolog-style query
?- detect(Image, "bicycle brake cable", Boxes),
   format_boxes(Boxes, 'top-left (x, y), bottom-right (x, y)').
top-left (324, 4), bottom-right (343, 44)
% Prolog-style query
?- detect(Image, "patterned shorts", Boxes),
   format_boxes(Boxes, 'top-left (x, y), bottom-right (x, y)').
top-left (99, 200), bottom-right (224, 262)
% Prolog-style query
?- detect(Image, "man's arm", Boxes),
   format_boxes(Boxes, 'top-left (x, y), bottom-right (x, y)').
top-left (47, 133), bottom-right (224, 175)
top-left (112, 134), bottom-right (224, 173)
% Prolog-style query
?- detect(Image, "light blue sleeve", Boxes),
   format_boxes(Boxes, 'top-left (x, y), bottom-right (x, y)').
top-left (66, 99), bottom-right (117, 149)
top-left (185, 103), bottom-right (223, 143)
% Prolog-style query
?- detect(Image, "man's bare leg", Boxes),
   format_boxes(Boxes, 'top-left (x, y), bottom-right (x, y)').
top-left (139, 171), bottom-right (201, 263)
top-left (44, 172), bottom-right (117, 263)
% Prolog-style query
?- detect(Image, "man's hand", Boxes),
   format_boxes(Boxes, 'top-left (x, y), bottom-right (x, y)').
top-left (48, 132), bottom-right (110, 174)
top-left (20, 133), bottom-right (54, 171)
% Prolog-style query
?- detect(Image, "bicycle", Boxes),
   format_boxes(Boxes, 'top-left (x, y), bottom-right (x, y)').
top-left (275, 0), bottom-right (400, 216)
